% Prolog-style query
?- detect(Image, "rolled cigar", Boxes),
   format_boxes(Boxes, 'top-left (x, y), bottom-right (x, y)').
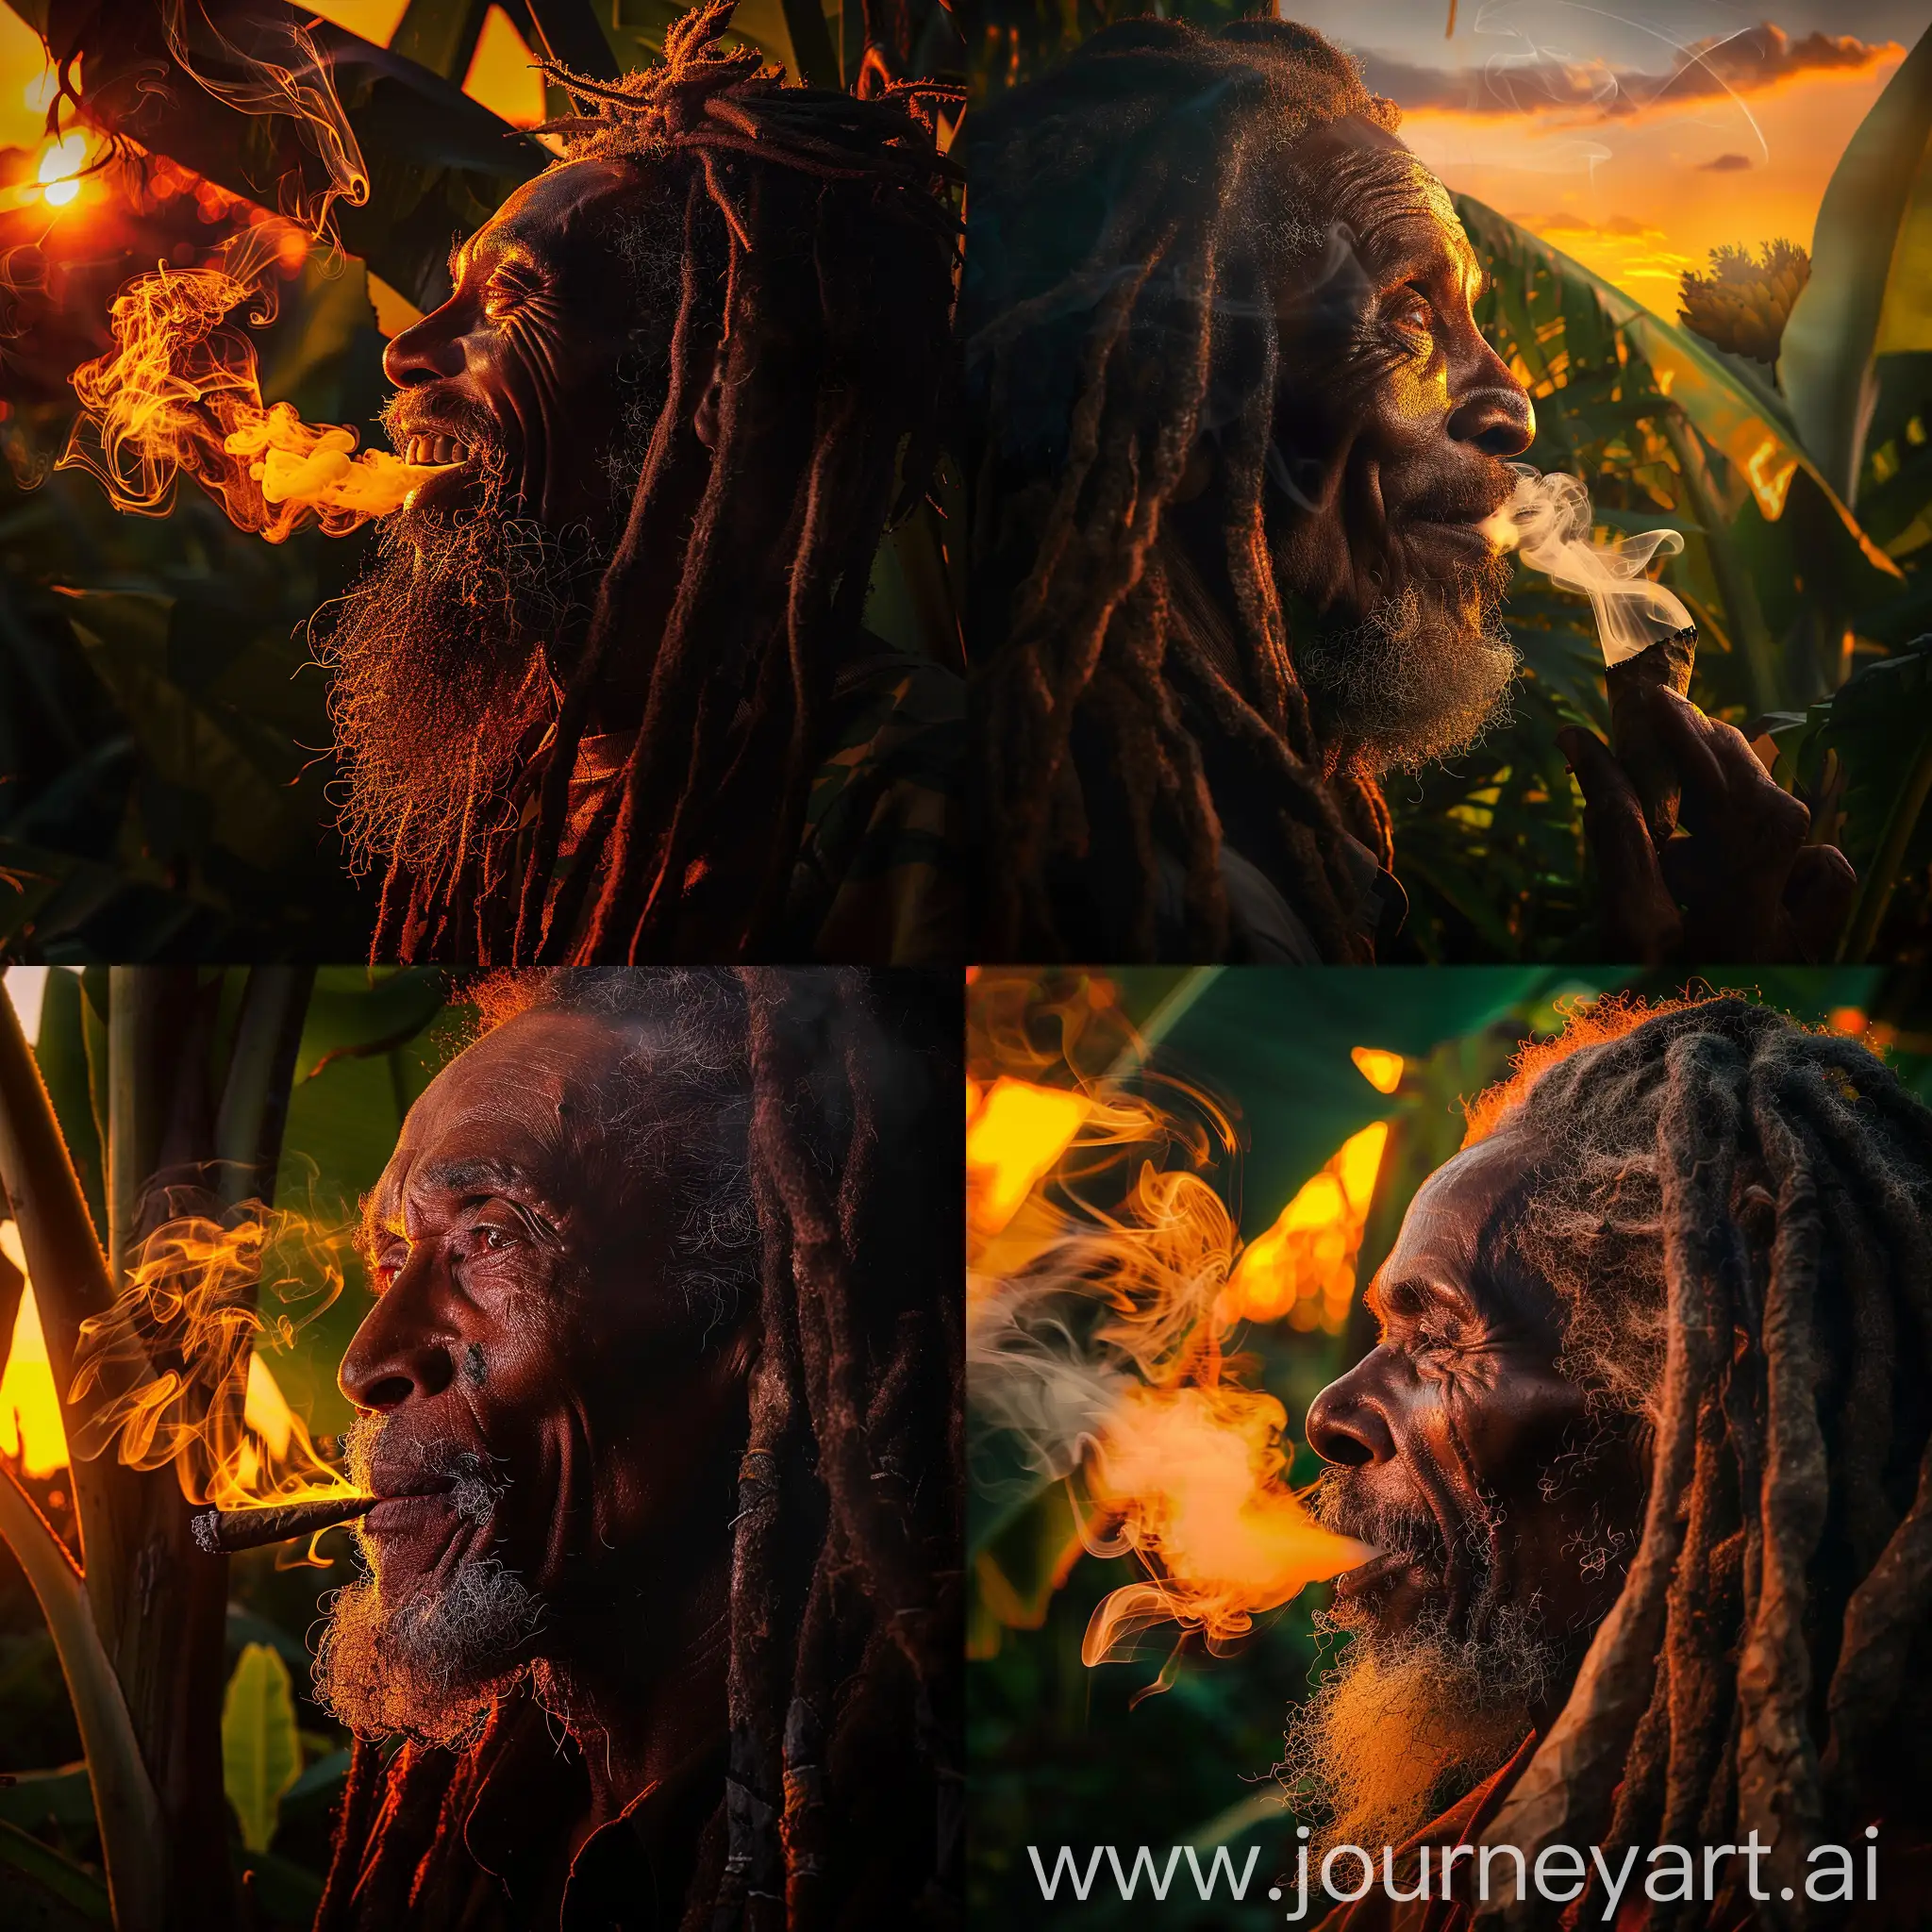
top-left (1606, 624), bottom-right (1697, 849)
top-left (192, 1493), bottom-right (375, 1555)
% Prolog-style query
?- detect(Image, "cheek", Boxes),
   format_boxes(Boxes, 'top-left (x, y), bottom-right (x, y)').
top-left (1450, 1360), bottom-right (1588, 1498)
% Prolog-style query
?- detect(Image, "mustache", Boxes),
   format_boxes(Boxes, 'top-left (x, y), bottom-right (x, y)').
top-left (1311, 1470), bottom-right (1455, 1573)
top-left (345, 1413), bottom-right (508, 1515)
top-left (1311, 1464), bottom-right (1507, 1638)
top-left (377, 391), bottom-right (506, 462)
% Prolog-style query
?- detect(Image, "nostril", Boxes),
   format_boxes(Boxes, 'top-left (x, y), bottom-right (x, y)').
top-left (1450, 390), bottom-right (1536, 459)
top-left (1311, 1427), bottom-right (1374, 1468)
top-left (361, 1374), bottom-right (415, 1411)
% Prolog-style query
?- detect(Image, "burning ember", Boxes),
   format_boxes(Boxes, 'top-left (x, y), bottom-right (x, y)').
top-left (58, 222), bottom-right (448, 541)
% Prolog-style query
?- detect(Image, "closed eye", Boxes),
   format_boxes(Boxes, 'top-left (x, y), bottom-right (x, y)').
top-left (1388, 282), bottom-right (1434, 343)
top-left (482, 260), bottom-right (547, 321)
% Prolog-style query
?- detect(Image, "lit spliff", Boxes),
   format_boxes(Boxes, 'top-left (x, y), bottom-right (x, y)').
top-left (1483, 463), bottom-right (1700, 847)
top-left (192, 1491), bottom-right (375, 1554)
top-left (58, 222), bottom-right (451, 542)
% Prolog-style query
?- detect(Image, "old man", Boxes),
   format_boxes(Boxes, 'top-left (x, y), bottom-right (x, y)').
top-left (312, 967), bottom-right (959, 1930)
top-left (963, 22), bottom-right (1852, 964)
top-left (1290, 998), bottom-right (1932, 1928)
top-left (328, 5), bottom-right (962, 966)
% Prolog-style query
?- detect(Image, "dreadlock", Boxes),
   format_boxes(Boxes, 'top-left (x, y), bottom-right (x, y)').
top-left (314, 967), bottom-right (962, 1930)
top-left (375, 3), bottom-right (960, 965)
top-left (1463, 997), bottom-right (1932, 1928)
top-left (964, 19), bottom-right (1403, 962)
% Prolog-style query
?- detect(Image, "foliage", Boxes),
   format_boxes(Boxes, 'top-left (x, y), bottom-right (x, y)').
top-left (0, 966), bottom-right (458, 1930)
top-left (966, 966), bottom-right (1932, 1927)
top-left (218, 1643), bottom-right (300, 1857)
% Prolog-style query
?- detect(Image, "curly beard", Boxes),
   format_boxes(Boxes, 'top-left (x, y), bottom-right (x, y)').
top-left (310, 439), bottom-right (602, 883)
top-left (311, 1416), bottom-right (543, 1749)
top-left (1294, 553), bottom-right (1519, 775)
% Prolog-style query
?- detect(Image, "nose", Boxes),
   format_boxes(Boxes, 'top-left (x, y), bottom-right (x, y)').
top-left (1305, 1357), bottom-right (1398, 1467)
top-left (338, 1253), bottom-right (456, 1412)
top-left (1448, 373), bottom-right (1536, 459)
top-left (382, 302), bottom-right (466, 391)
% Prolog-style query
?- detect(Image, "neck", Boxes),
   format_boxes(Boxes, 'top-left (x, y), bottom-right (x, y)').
top-left (534, 1541), bottom-right (732, 1825)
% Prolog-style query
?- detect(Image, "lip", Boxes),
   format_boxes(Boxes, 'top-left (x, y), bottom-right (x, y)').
top-left (1410, 517), bottom-right (1507, 558)
top-left (1330, 1547), bottom-right (1423, 1600)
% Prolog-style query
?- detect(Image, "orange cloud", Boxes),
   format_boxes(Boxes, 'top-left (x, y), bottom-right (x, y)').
top-left (1363, 24), bottom-right (1901, 125)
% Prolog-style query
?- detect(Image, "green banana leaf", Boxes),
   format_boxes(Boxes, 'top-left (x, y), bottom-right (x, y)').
top-left (221, 1641), bottom-right (302, 1857)
top-left (1457, 195), bottom-right (1899, 586)
top-left (1779, 22), bottom-right (1932, 505)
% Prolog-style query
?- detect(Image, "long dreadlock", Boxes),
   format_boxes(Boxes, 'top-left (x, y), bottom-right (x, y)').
top-left (1459, 997), bottom-right (1932, 1929)
top-left (375, 3), bottom-right (960, 965)
top-left (964, 20), bottom-right (1404, 962)
top-left (313, 968), bottom-right (962, 1930)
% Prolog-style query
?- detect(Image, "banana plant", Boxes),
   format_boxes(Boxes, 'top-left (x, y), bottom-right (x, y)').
top-left (0, 0), bottom-right (964, 958)
top-left (0, 968), bottom-right (312, 1930)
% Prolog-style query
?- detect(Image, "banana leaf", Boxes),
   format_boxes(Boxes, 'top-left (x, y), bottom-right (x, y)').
top-left (1457, 195), bottom-right (1899, 586)
top-left (20, 0), bottom-right (549, 310)
top-left (220, 1643), bottom-right (301, 1856)
top-left (1779, 23), bottom-right (1932, 505)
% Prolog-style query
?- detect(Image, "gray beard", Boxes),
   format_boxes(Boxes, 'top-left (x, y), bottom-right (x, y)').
top-left (311, 1415), bottom-right (544, 1749)
top-left (1275, 1601), bottom-right (1560, 1852)
top-left (312, 468), bottom-right (600, 881)
top-left (1294, 569), bottom-right (1520, 775)
top-left (312, 1557), bottom-right (544, 1750)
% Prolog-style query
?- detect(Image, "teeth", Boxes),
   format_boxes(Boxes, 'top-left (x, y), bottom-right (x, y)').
top-left (401, 434), bottom-right (474, 469)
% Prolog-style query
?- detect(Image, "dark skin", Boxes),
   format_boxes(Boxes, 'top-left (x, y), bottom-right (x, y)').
top-left (1178, 114), bottom-right (1850, 958)
top-left (341, 1009), bottom-right (751, 1843)
top-left (1305, 1133), bottom-right (1647, 1731)
top-left (1559, 697), bottom-right (1858, 963)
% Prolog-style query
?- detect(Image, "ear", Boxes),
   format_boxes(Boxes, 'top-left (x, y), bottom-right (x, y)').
top-left (692, 340), bottom-right (727, 452)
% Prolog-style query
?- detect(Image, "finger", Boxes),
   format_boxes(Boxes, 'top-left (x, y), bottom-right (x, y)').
top-left (1644, 687), bottom-right (1732, 820)
top-left (1563, 726), bottom-right (1680, 960)
top-left (1785, 844), bottom-right (1858, 963)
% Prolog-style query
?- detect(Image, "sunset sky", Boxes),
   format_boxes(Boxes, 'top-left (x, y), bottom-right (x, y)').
top-left (0, 3), bottom-right (1923, 316)
top-left (1285, 2), bottom-right (1918, 308)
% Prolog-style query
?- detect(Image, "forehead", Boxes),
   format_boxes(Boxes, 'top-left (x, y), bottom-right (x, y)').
top-left (375, 1010), bottom-right (628, 1210)
top-left (1291, 123), bottom-right (1471, 275)
top-left (1379, 1132), bottom-right (1534, 1287)
top-left (458, 158), bottom-right (650, 272)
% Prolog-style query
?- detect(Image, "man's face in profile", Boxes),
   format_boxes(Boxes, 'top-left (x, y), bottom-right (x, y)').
top-left (380, 159), bottom-right (666, 537)
top-left (320, 160), bottom-right (682, 875)
top-left (1286, 1133), bottom-right (1643, 1845)
top-left (316, 1010), bottom-right (746, 1746)
top-left (1249, 120), bottom-right (1537, 770)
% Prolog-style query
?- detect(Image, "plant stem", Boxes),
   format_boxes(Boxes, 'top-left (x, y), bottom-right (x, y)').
top-left (0, 1464), bottom-right (164, 1932)
top-left (1840, 726), bottom-right (1932, 961)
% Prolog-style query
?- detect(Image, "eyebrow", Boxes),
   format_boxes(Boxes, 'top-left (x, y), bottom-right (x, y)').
top-left (1366, 1272), bottom-right (1476, 1324)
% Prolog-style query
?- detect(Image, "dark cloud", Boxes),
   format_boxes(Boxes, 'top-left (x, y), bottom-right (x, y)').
top-left (1699, 152), bottom-right (1755, 170)
top-left (1357, 24), bottom-right (1899, 122)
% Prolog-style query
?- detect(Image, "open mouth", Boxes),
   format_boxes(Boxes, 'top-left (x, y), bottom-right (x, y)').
top-left (1330, 1547), bottom-right (1429, 1602)
top-left (400, 434), bottom-right (479, 470)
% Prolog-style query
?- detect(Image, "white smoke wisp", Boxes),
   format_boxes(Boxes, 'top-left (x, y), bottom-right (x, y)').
top-left (1481, 463), bottom-right (1692, 666)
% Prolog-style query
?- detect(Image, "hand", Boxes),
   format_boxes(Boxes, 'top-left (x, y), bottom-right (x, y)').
top-left (1557, 687), bottom-right (1857, 964)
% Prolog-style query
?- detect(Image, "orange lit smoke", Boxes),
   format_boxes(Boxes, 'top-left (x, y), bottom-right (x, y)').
top-left (65, 1204), bottom-right (356, 1544)
top-left (968, 978), bottom-right (1374, 1676)
top-left (59, 224), bottom-right (445, 541)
